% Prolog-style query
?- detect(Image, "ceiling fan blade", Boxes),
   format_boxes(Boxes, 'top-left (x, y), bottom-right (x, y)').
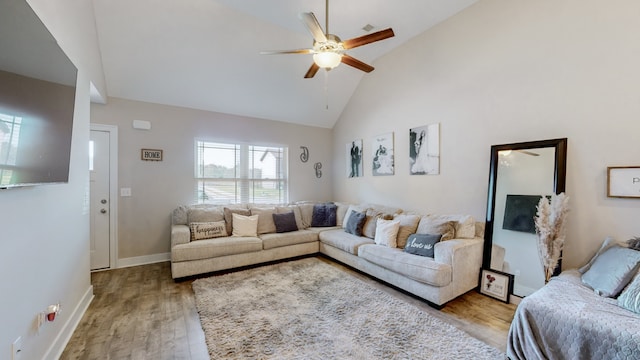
top-left (341, 54), bottom-right (374, 73)
top-left (260, 49), bottom-right (314, 55)
top-left (299, 12), bottom-right (328, 43)
top-left (342, 28), bottom-right (395, 50)
top-left (304, 63), bottom-right (320, 78)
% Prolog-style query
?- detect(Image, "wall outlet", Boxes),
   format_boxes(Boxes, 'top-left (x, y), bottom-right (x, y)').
top-left (12, 336), bottom-right (22, 360)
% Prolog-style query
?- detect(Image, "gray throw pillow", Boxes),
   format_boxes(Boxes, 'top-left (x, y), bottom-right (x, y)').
top-left (581, 246), bottom-right (640, 297)
top-left (311, 203), bottom-right (337, 227)
top-left (618, 274), bottom-right (640, 314)
top-left (272, 212), bottom-right (298, 233)
top-left (344, 210), bottom-right (366, 236)
top-left (404, 234), bottom-right (442, 258)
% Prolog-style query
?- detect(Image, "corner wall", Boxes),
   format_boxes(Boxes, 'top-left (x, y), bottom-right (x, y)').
top-left (332, 0), bottom-right (640, 268)
top-left (0, 0), bottom-right (104, 358)
top-left (91, 97), bottom-right (333, 261)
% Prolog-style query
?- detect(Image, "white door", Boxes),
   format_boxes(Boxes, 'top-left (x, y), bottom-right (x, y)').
top-left (90, 130), bottom-right (111, 270)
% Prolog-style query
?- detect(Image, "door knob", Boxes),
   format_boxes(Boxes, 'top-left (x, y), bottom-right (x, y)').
top-left (101, 199), bottom-right (107, 204)
top-left (100, 209), bottom-right (107, 214)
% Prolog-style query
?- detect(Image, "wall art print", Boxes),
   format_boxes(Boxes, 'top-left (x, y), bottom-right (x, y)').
top-left (409, 123), bottom-right (440, 175)
top-left (372, 132), bottom-right (394, 176)
top-left (347, 139), bottom-right (363, 178)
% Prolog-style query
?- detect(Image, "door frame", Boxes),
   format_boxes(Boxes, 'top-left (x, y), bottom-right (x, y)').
top-left (90, 123), bottom-right (119, 270)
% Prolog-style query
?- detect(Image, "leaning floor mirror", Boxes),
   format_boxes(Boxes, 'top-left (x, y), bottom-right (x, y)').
top-left (482, 138), bottom-right (567, 299)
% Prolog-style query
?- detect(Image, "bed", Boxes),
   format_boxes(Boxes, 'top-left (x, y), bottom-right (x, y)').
top-left (507, 269), bottom-right (640, 360)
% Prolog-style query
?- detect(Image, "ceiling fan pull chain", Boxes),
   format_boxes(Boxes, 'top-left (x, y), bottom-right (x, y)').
top-left (325, 70), bottom-right (329, 110)
top-left (325, 0), bottom-right (329, 34)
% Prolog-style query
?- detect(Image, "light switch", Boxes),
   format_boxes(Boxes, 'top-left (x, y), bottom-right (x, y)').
top-left (120, 188), bottom-right (132, 197)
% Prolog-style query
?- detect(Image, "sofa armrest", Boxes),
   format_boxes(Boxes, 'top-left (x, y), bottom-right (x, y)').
top-left (171, 224), bottom-right (190, 247)
top-left (434, 237), bottom-right (484, 293)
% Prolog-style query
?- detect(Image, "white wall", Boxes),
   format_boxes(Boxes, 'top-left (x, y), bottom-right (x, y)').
top-left (332, 0), bottom-right (640, 269)
top-left (0, 0), bottom-right (104, 358)
top-left (91, 97), bottom-right (333, 261)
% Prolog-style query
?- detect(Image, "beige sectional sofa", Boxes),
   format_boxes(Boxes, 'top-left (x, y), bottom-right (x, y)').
top-left (170, 202), bottom-right (484, 307)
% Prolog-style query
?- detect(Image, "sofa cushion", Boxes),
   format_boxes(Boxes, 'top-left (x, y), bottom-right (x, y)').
top-left (416, 216), bottom-right (456, 241)
top-left (272, 212), bottom-right (298, 233)
top-left (232, 213), bottom-right (259, 237)
top-left (344, 210), bottom-right (367, 236)
top-left (189, 221), bottom-right (227, 241)
top-left (172, 236), bottom-right (262, 262)
top-left (250, 207), bottom-right (277, 234)
top-left (358, 244), bottom-right (452, 287)
top-left (223, 207), bottom-right (251, 235)
top-left (188, 206), bottom-right (225, 224)
top-left (374, 218), bottom-right (400, 248)
top-left (335, 202), bottom-right (351, 227)
top-left (319, 228), bottom-right (375, 255)
top-left (298, 203), bottom-right (316, 228)
top-left (404, 234), bottom-right (441, 258)
top-left (260, 230), bottom-right (318, 250)
top-left (393, 214), bottom-right (421, 248)
top-left (311, 203), bottom-right (337, 227)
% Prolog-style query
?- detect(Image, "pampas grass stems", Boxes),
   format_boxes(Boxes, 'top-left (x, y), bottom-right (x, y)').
top-left (535, 193), bottom-right (569, 282)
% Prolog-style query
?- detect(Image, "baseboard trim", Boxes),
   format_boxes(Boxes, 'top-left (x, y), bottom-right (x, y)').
top-left (117, 252), bottom-right (171, 268)
top-left (46, 285), bottom-right (94, 360)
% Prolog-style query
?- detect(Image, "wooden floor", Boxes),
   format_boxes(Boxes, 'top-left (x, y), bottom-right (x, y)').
top-left (61, 257), bottom-right (516, 359)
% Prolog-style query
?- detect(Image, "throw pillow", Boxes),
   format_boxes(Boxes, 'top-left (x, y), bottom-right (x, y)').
top-left (275, 206), bottom-right (305, 230)
top-left (272, 212), bottom-right (298, 233)
top-left (393, 214), bottom-right (421, 248)
top-left (311, 203), bottom-right (337, 227)
top-left (581, 246), bottom-right (640, 297)
top-left (250, 207), bottom-right (277, 234)
top-left (374, 218), bottom-right (401, 247)
top-left (231, 213), bottom-right (259, 237)
top-left (578, 237), bottom-right (626, 274)
top-left (362, 209), bottom-right (393, 239)
top-left (416, 216), bottom-right (456, 241)
top-left (344, 210), bottom-right (366, 236)
top-left (223, 207), bottom-right (251, 235)
top-left (189, 221), bottom-right (227, 241)
top-left (297, 203), bottom-right (315, 229)
top-left (404, 234), bottom-right (442, 258)
top-left (628, 237), bottom-right (640, 251)
top-left (618, 274), bottom-right (640, 314)
top-left (342, 204), bottom-right (368, 229)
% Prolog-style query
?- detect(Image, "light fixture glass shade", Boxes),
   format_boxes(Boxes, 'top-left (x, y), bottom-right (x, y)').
top-left (313, 51), bottom-right (342, 69)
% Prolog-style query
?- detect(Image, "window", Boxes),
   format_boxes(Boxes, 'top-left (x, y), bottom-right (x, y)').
top-left (0, 114), bottom-right (22, 186)
top-left (195, 141), bottom-right (288, 204)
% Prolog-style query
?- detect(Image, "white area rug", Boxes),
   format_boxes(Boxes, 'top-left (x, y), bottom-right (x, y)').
top-left (192, 257), bottom-right (504, 359)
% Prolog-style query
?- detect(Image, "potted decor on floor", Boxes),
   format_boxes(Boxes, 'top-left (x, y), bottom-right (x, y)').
top-left (534, 192), bottom-right (570, 283)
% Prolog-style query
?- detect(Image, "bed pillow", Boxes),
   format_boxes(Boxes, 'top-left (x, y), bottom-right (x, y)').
top-left (231, 213), bottom-right (259, 237)
top-left (344, 210), bottom-right (366, 236)
top-left (272, 212), bottom-right (298, 233)
top-left (581, 246), bottom-right (640, 297)
top-left (311, 203), bottom-right (337, 227)
top-left (373, 218), bottom-right (400, 248)
top-left (404, 234), bottom-right (442, 258)
top-left (189, 221), bottom-right (227, 241)
top-left (578, 237), bottom-right (624, 274)
top-left (618, 274), bottom-right (640, 314)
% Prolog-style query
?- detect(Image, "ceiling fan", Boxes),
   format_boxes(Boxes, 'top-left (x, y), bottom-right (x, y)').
top-left (261, 0), bottom-right (395, 78)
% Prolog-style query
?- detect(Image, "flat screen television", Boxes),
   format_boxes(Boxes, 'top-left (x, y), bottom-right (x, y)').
top-left (0, 0), bottom-right (78, 189)
top-left (502, 194), bottom-right (550, 234)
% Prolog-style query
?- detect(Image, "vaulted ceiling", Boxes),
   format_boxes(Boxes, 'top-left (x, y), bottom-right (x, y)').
top-left (91, 0), bottom-right (477, 128)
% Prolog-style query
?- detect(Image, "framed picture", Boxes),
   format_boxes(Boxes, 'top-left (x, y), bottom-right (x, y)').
top-left (346, 139), bottom-right (363, 178)
top-left (141, 149), bottom-right (163, 161)
top-left (479, 268), bottom-right (514, 303)
top-left (409, 123), bottom-right (440, 175)
top-left (607, 166), bottom-right (640, 198)
top-left (372, 132), bottom-right (394, 176)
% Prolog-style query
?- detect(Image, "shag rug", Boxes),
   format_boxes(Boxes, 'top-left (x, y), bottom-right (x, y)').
top-left (192, 257), bottom-right (504, 359)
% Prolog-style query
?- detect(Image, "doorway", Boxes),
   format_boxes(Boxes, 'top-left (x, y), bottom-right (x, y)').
top-left (90, 124), bottom-right (118, 270)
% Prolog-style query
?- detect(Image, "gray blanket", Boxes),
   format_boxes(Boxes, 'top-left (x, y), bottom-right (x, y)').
top-left (507, 270), bottom-right (640, 360)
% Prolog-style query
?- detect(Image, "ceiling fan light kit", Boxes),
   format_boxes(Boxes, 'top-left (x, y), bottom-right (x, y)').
top-left (261, 0), bottom-right (394, 78)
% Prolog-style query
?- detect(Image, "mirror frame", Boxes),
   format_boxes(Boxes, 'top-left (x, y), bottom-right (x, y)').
top-left (482, 138), bottom-right (568, 270)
